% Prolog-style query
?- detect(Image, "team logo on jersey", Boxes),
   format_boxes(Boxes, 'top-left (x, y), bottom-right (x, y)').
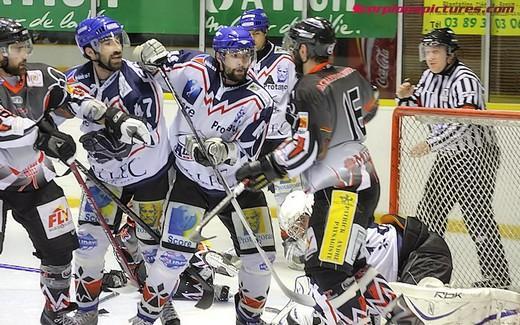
top-left (182, 79), bottom-right (202, 105)
top-left (26, 70), bottom-right (44, 87)
top-left (277, 65), bottom-right (289, 83)
top-left (263, 74), bottom-right (288, 91)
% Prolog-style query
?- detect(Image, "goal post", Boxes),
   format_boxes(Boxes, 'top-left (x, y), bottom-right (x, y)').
top-left (389, 106), bottom-right (520, 292)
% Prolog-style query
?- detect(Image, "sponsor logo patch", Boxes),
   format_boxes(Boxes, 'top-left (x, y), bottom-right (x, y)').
top-left (37, 197), bottom-right (75, 239)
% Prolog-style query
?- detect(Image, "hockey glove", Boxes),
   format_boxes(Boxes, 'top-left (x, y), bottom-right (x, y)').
top-left (80, 129), bottom-right (132, 164)
top-left (133, 39), bottom-right (180, 73)
top-left (235, 154), bottom-right (286, 191)
top-left (34, 116), bottom-right (76, 165)
top-left (186, 136), bottom-right (238, 167)
top-left (104, 107), bottom-right (152, 146)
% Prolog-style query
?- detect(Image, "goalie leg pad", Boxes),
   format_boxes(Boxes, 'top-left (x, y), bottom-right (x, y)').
top-left (236, 252), bottom-right (275, 322)
top-left (74, 223), bottom-right (110, 311)
top-left (355, 265), bottom-right (398, 319)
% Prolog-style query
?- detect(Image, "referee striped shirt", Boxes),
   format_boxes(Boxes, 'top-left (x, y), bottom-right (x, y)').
top-left (398, 59), bottom-right (496, 153)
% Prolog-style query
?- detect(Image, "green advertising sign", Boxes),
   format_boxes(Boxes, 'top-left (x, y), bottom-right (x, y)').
top-left (1, 0), bottom-right (92, 31)
top-left (100, 0), bottom-right (200, 35)
top-left (0, 0), bottom-right (396, 37)
top-left (0, 0), bottom-right (199, 34)
top-left (206, 0), bottom-right (398, 38)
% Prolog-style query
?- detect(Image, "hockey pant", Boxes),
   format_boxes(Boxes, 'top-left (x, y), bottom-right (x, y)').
top-left (0, 181), bottom-right (78, 313)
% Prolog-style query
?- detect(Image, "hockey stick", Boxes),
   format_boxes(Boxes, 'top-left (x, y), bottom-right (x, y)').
top-left (159, 69), bottom-right (315, 307)
top-left (265, 301), bottom-right (297, 325)
top-left (0, 262), bottom-right (40, 273)
top-left (72, 160), bottom-right (161, 243)
top-left (69, 162), bottom-right (140, 288)
top-left (185, 267), bottom-right (215, 310)
top-left (190, 180), bottom-right (247, 242)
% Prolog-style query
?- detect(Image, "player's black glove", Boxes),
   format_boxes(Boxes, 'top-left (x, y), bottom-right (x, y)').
top-left (235, 154), bottom-right (286, 191)
top-left (34, 115), bottom-right (76, 164)
top-left (80, 129), bottom-right (132, 164)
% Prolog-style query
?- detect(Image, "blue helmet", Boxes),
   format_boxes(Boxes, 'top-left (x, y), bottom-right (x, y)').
top-left (212, 26), bottom-right (254, 53)
top-left (75, 16), bottom-right (128, 55)
top-left (237, 8), bottom-right (269, 32)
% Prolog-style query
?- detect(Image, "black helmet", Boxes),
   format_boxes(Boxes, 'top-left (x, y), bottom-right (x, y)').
top-left (421, 28), bottom-right (459, 52)
top-left (283, 17), bottom-right (336, 58)
top-left (0, 18), bottom-right (31, 47)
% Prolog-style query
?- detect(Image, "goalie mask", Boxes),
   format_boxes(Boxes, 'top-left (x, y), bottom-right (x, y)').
top-left (0, 17), bottom-right (33, 75)
top-left (75, 16), bottom-right (130, 71)
top-left (279, 190), bottom-right (315, 240)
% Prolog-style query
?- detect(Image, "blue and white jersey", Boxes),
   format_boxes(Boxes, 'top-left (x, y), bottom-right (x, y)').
top-left (160, 52), bottom-right (273, 191)
top-left (65, 59), bottom-right (170, 187)
top-left (249, 42), bottom-right (297, 140)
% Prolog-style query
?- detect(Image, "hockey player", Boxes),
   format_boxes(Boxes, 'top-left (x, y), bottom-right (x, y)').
top-left (0, 17), bottom-right (132, 325)
top-left (237, 8), bottom-right (297, 156)
top-left (133, 26), bottom-right (274, 325)
top-left (235, 17), bottom-right (401, 323)
top-left (63, 16), bottom-right (174, 324)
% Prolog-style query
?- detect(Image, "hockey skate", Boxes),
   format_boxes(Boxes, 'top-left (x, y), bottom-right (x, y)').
top-left (41, 307), bottom-right (79, 325)
top-left (72, 310), bottom-right (99, 325)
top-left (160, 300), bottom-right (180, 325)
top-left (129, 316), bottom-right (154, 325)
top-left (236, 316), bottom-right (268, 325)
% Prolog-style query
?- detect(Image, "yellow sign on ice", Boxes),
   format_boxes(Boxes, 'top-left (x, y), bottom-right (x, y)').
top-left (318, 190), bottom-right (357, 265)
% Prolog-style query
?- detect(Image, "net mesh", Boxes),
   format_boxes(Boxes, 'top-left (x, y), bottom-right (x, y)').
top-left (393, 108), bottom-right (520, 291)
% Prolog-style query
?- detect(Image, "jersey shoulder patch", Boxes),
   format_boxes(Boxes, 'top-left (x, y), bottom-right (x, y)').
top-left (273, 45), bottom-right (290, 55)
top-left (26, 70), bottom-right (44, 87)
top-left (247, 81), bottom-right (272, 106)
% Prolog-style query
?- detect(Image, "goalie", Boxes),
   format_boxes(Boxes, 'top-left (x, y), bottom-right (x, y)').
top-left (278, 190), bottom-right (453, 285)
top-left (278, 191), bottom-right (520, 325)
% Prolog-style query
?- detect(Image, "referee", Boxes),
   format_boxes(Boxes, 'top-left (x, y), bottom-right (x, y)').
top-left (396, 28), bottom-right (510, 289)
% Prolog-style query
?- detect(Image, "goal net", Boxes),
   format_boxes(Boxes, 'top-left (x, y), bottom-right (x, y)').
top-left (390, 107), bottom-right (520, 292)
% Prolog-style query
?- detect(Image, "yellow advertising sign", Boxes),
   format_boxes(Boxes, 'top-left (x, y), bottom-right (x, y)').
top-left (423, 0), bottom-right (487, 35)
top-left (422, 0), bottom-right (518, 36)
top-left (318, 190), bottom-right (358, 265)
top-left (492, 1), bottom-right (520, 36)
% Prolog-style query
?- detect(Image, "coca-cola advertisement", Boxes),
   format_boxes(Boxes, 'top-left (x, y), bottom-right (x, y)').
top-left (335, 37), bottom-right (397, 99)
